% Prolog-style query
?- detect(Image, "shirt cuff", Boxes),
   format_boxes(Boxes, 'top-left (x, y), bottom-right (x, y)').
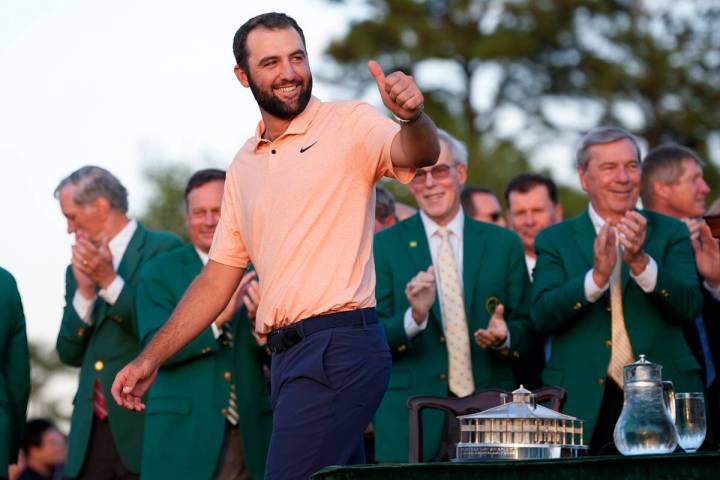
top-left (703, 280), bottom-right (720, 301)
top-left (98, 275), bottom-right (124, 305)
top-left (72, 290), bottom-right (96, 325)
top-left (584, 268), bottom-right (609, 303)
top-left (404, 307), bottom-right (428, 338)
top-left (211, 323), bottom-right (223, 339)
top-left (631, 255), bottom-right (657, 293)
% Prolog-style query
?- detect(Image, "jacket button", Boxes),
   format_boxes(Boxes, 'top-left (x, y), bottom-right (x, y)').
top-left (597, 377), bottom-right (605, 385)
top-left (512, 351), bottom-right (520, 358)
top-left (77, 328), bottom-right (85, 337)
top-left (439, 336), bottom-right (446, 344)
top-left (94, 361), bottom-right (104, 371)
top-left (112, 315), bottom-right (123, 323)
top-left (397, 344), bottom-right (407, 353)
top-left (223, 371), bottom-right (232, 381)
top-left (573, 302), bottom-right (582, 311)
top-left (439, 373), bottom-right (448, 380)
top-left (661, 289), bottom-right (669, 298)
top-left (604, 340), bottom-right (612, 349)
top-left (221, 408), bottom-right (228, 416)
top-left (201, 347), bottom-right (211, 354)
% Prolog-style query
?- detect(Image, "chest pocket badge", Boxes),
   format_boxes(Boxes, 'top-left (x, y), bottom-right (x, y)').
top-left (485, 296), bottom-right (500, 315)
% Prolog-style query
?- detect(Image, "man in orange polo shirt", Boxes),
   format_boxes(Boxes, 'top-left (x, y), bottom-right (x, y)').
top-left (112, 11), bottom-right (439, 480)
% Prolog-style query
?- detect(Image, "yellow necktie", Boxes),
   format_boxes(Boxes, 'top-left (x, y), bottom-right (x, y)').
top-left (608, 242), bottom-right (635, 387)
top-left (436, 227), bottom-right (475, 397)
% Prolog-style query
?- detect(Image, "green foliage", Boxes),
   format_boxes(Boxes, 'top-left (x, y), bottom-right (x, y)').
top-left (138, 163), bottom-right (193, 241)
top-left (28, 341), bottom-right (74, 425)
top-left (323, 0), bottom-right (720, 206)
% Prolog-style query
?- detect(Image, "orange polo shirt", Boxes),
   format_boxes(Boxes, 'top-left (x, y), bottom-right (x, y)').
top-left (209, 97), bottom-right (413, 333)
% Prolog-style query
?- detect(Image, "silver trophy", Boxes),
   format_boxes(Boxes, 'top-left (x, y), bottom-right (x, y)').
top-left (455, 386), bottom-right (588, 461)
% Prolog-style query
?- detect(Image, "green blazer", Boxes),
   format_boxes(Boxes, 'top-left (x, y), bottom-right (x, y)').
top-left (373, 214), bottom-right (533, 462)
top-left (0, 268), bottom-right (30, 478)
top-left (532, 210), bottom-right (704, 443)
top-left (137, 244), bottom-right (272, 480)
top-left (55, 223), bottom-right (182, 478)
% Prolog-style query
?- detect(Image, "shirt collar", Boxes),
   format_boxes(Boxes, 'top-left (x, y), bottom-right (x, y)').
top-left (108, 219), bottom-right (137, 265)
top-left (587, 202), bottom-right (606, 234)
top-left (194, 246), bottom-right (209, 266)
top-left (419, 207), bottom-right (465, 239)
top-left (252, 96), bottom-right (322, 151)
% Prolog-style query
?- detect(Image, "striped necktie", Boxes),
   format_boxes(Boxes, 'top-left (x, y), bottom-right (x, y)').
top-left (93, 379), bottom-right (108, 420)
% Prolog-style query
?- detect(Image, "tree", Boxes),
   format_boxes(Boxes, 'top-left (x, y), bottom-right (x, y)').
top-left (27, 341), bottom-right (75, 428)
top-left (324, 0), bottom-right (720, 215)
top-left (139, 162), bottom-right (194, 241)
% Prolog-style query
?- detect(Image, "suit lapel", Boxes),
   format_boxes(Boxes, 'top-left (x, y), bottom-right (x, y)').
top-left (116, 223), bottom-right (147, 282)
top-left (572, 210), bottom-right (596, 270)
top-left (462, 217), bottom-right (485, 315)
top-left (401, 214), bottom-right (442, 327)
top-left (180, 244), bottom-right (203, 280)
top-left (94, 224), bottom-right (146, 328)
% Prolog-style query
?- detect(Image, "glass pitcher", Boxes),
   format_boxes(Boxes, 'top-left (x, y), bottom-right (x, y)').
top-left (613, 355), bottom-right (678, 455)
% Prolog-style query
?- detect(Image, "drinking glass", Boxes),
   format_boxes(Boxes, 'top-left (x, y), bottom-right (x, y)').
top-left (675, 392), bottom-right (706, 453)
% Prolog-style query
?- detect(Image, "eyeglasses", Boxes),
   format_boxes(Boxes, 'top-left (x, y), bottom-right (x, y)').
top-left (411, 164), bottom-right (456, 184)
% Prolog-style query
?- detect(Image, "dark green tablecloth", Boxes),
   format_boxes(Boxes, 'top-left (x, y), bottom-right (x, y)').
top-left (311, 452), bottom-right (720, 479)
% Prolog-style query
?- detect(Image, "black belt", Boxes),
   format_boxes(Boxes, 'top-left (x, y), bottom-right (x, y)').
top-left (268, 308), bottom-right (377, 354)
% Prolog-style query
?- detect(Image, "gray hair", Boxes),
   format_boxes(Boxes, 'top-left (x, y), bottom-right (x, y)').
top-left (437, 129), bottom-right (468, 167)
top-left (575, 126), bottom-right (641, 170)
top-left (54, 166), bottom-right (128, 213)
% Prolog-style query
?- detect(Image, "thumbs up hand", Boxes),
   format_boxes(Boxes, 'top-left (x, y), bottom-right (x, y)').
top-left (368, 60), bottom-right (424, 122)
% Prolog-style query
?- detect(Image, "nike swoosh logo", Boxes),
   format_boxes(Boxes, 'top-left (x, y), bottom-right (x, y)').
top-left (300, 141), bottom-right (318, 153)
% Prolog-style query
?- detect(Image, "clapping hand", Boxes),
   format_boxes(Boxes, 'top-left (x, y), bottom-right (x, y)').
top-left (405, 266), bottom-right (436, 325)
top-left (474, 304), bottom-right (508, 349)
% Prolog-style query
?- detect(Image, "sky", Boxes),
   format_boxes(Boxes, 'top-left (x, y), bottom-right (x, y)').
top-left (0, 0), bottom-right (370, 348)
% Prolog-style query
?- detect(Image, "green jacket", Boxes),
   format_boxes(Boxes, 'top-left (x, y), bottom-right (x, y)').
top-left (373, 214), bottom-right (533, 462)
top-left (55, 223), bottom-right (182, 478)
top-left (532, 210), bottom-right (704, 443)
top-left (0, 267), bottom-right (30, 477)
top-left (137, 244), bottom-right (272, 480)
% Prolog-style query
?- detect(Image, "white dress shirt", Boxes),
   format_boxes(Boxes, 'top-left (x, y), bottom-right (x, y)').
top-left (403, 209), bottom-right (511, 348)
top-left (583, 204), bottom-right (657, 303)
top-left (404, 209), bottom-right (464, 338)
top-left (72, 220), bottom-right (137, 324)
top-left (525, 254), bottom-right (537, 282)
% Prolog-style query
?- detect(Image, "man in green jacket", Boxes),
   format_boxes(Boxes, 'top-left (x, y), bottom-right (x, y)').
top-left (532, 127), bottom-right (704, 453)
top-left (54, 166), bottom-right (182, 479)
top-left (373, 130), bottom-right (533, 462)
top-left (137, 169), bottom-right (272, 480)
top-left (0, 267), bottom-right (30, 480)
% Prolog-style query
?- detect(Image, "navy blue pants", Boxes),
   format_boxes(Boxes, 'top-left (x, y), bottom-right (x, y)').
top-left (264, 319), bottom-right (391, 480)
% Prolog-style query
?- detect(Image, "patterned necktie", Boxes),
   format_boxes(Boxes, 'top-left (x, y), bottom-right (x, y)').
top-left (608, 242), bottom-right (635, 387)
top-left (436, 227), bottom-right (475, 397)
top-left (93, 379), bottom-right (108, 420)
top-left (227, 384), bottom-right (239, 426)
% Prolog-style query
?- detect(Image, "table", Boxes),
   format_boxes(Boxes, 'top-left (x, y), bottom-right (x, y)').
top-left (311, 452), bottom-right (720, 479)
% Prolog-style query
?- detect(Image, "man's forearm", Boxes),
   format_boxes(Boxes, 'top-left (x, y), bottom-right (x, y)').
top-left (137, 261), bottom-right (244, 368)
top-left (395, 114), bottom-right (440, 168)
